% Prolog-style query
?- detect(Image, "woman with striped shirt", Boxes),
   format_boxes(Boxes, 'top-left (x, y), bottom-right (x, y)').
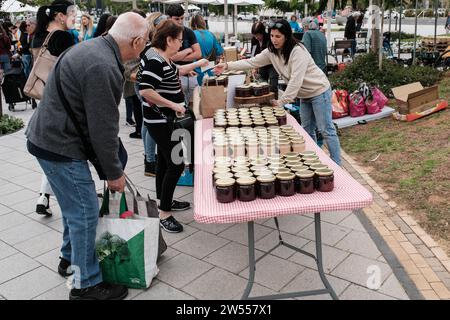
top-left (137, 20), bottom-right (208, 233)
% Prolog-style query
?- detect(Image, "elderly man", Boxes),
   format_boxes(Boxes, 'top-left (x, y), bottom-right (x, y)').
top-left (345, 11), bottom-right (360, 56)
top-left (303, 21), bottom-right (328, 74)
top-left (26, 12), bottom-right (148, 300)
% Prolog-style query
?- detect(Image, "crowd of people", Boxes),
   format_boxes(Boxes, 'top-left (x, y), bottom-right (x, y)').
top-left (11, 0), bottom-right (342, 300)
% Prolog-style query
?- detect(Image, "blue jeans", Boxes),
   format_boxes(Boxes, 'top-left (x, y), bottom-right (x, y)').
top-left (300, 88), bottom-right (341, 165)
top-left (0, 54), bottom-right (11, 74)
top-left (37, 158), bottom-right (102, 289)
top-left (22, 54), bottom-right (32, 78)
top-left (135, 83), bottom-right (156, 162)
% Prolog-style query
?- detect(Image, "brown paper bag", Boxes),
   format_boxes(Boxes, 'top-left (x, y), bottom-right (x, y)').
top-left (200, 84), bottom-right (226, 118)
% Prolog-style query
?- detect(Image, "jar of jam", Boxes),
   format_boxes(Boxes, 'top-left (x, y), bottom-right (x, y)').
top-left (260, 82), bottom-right (270, 95)
top-left (215, 178), bottom-right (236, 203)
top-left (285, 160), bottom-right (302, 168)
top-left (231, 166), bottom-right (251, 175)
top-left (231, 142), bottom-right (246, 158)
top-left (250, 159), bottom-right (268, 167)
top-left (237, 177), bottom-right (257, 202)
top-left (303, 160), bottom-right (322, 168)
top-left (207, 76), bottom-right (217, 86)
top-left (212, 166), bottom-right (231, 182)
top-left (284, 152), bottom-right (300, 159)
top-left (253, 119), bottom-right (266, 127)
top-left (246, 141), bottom-right (259, 158)
top-left (295, 170), bottom-right (315, 194)
top-left (275, 112), bottom-right (287, 126)
top-left (291, 139), bottom-right (306, 153)
top-left (309, 164), bottom-right (329, 172)
top-left (278, 141), bottom-right (292, 155)
top-left (276, 172), bottom-right (296, 197)
top-left (216, 76), bottom-right (228, 87)
top-left (257, 175), bottom-right (277, 199)
top-left (241, 119), bottom-right (253, 127)
top-left (291, 164), bottom-right (309, 173)
top-left (265, 118), bottom-right (279, 127)
top-left (315, 169), bottom-right (334, 192)
top-left (252, 84), bottom-right (264, 96)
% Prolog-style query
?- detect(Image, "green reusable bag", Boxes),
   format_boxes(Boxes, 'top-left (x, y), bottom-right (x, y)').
top-left (96, 189), bottom-right (159, 289)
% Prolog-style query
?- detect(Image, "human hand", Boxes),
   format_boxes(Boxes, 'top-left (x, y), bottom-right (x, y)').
top-left (189, 71), bottom-right (197, 77)
top-left (107, 175), bottom-right (125, 193)
top-left (214, 63), bottom-right (227, 75)
top-left (172, 102), bottom-right (186, 114)
top-left (196, 58), bottom-right (209, 68)
top-left (271, 99), bottom-right (281, 107)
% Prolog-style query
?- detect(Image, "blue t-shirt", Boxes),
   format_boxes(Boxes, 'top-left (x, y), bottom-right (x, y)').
top-left (193, 29), bottom-right (224, 85)
top-left (289, 21), bottom-right (302, 33)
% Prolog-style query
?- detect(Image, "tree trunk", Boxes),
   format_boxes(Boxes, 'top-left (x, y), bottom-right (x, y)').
top-left (370, 0), bottom-right (381, 55)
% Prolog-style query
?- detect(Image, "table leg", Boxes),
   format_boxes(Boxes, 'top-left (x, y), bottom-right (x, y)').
top-left (241, 221), bottom-right (256, 300)
top-left (241, 213), bottom-right (339, 300)
top-left (314, 212), bottom-right (339, 300)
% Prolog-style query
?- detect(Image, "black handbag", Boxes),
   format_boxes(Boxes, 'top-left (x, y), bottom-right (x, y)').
top-left (173, 107), bottom-right (196, 131)
top-left (54, 50), bottom-right (127, 180)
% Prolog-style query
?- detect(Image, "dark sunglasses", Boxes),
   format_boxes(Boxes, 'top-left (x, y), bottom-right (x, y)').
top-left (268, 22), bottom-right (284, 29)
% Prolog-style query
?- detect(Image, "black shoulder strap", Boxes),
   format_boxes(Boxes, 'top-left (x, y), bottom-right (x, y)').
top-left (54, 49), bottom-right (97, 160)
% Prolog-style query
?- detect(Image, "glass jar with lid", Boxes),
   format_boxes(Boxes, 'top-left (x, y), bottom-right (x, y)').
top-left (257, 175), bottom-right (277, 199)
top-left (276, 172), bottom-right (296, 197)
top-left (295, 170), bottom-right (315, 194)
top-left (236, 177), bottom-right (257, 202)
top-left (315, 169), bottom-right (334, 192)
top-left (213, 172), bottom-right (234, 186)
top-left (234, 171), bottom-right (254, 180)
top-left (214, 141), bottom-right (229, 157)
top-left (215, 178), bottom-right (236, 203)
top-left (291, 138), bottom-right (305, 153)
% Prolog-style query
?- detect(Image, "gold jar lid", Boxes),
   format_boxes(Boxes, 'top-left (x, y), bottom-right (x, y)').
top-left (213, 167), bottom-right (231, 175)
top-left (234, 171), bottom-right (254, 179)
top-left (290, 138), bottom-right (305, 144)
top-left (216, 178), bottom-right (236, 187)
top-left (280, 125), bottom-right (293, 130)
top-left (268, 160), bottom-right (285, 167)
top-left (300, 151), bottom-right (317, 157)
top-left (250, 165), bottom-right (268, 172)
top-left (268, 164), bottom-right (287, 171)
top-left (235, 156), bottom-right (249, 163)
top-left (291, 165), bottom-right (309, 172)
top-left (315, 168), bottom-right (334, 177)
top-left (302, 155), bottom-right (320, 162)
top-left (284, 156), bottom-right (301, 162)
top-left (276, 172), bottom-right (296, 181)
top-left (250, 107), bottom-right (261, 112)
top-left (285, 160), bottom-right (302, 167)
top-left (284, 152), bottom-right (300, 158)
top-left (253, 126), bottom-right (267, 132)
top-left (266, 119), bottom-right (279, 126)
top-left (215, 156), bottom-right (232, 163)
top-left (272, 167), bottom-right (291, 175)
top-left (249, 155), bottom-right (266, 162)
top-left (257, 174), bottom-right (276, 183)
top-left (303, 159), bottom-right (321, 165)
top-left (278, 140), bottom-right (291, 146)
top-left (231, 166), bottom-right (250, 174)
top-left (241, 120), bottom-right (253, 126)
top-left (214, 172), bottom-right (234, 180)
top-left (253, 169), bottom-right (273, 177)
top-left (250, 159), bottom-right (268, 166)
top-left (309, 164), bottom-right (328, 171)
top-left (295, 169), bottom-right (315, 178)
top-left (236, 177), bottom-right (257, 186)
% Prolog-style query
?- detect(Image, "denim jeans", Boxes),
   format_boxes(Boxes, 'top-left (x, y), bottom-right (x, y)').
top-left (37, 158), bottom-right (102, 289)
top-left (0, 54), bottom-right (11, 74)
top-left (135, 83), bottom-right (156, 162)
top-left (300, 88), bottom-right (341, 165)
top-left (180, 75), bottom-right (198, 104)
top-left (22, 54), bottom-right (32, 78)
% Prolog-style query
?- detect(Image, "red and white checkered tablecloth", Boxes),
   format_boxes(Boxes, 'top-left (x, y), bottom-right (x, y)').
top-left (193, 115), bottom-right (373, 224)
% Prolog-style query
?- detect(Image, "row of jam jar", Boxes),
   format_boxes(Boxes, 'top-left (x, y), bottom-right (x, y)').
top-left (235, 83), bottom-right (271, 97)
top-left (213, 107), bottom-right (287, 127)
top-left (212, 124), bottom-right (299, 140)
top-left (213, 133), bottom-right (306, 157)
top-left (213, 155), bottom-right (335, 203)
top-left (214, 169), bottom-right (335, 203)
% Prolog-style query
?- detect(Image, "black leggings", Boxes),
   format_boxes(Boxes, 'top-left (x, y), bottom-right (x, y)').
top-left (131, 95), bottom-right (143, 134)
top-left (145, 122), bottom-right (184, 211)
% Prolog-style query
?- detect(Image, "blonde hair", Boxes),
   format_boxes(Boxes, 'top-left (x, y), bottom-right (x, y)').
top-left (80, 13), bottom-right (94, 40)
top-left (146, 12), bottom-right (163, 39)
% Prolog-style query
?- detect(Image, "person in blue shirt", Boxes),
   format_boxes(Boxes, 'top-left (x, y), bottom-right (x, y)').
top-left (79, 13), bottom-right (96, 41)
top-left (190, 14), bottom-right (224, 85)
top-left (289, 15), bottom-right (302, 33)
top-left (67, 28), bottom-right (79, 44)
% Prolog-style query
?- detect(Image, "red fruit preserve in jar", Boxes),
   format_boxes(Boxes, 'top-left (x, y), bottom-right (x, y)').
top-left (315, 169), bottom-right (334, 192)
top-left (236, 177), bottom-right (257, 202)
top-left (215, 178), bottom-right (236, 203)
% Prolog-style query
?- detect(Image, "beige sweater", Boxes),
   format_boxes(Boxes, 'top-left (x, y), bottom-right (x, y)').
top-left (227, 45), bottom-right (330, 104)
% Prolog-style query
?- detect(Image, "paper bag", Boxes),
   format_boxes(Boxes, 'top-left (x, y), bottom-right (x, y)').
top-left (200, 84), bottom-right (226, 118)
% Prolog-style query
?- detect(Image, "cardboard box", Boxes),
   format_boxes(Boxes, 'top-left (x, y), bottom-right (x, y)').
top-left (391, 82), bottom-right (443, 115)
top-left (224, 47), bottom-right (238, 62)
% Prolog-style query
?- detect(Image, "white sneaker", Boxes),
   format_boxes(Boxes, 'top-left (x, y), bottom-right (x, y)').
top-left (36, 194), bottom-right (52, 216)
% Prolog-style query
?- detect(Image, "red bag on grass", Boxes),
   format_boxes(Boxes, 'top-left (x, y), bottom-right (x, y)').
top-left (331, 90), bottom-right (349, 119)
top-left (370, 87), bottom-right (388, 111)
top-left (349, 91), bottom-right (366, 117)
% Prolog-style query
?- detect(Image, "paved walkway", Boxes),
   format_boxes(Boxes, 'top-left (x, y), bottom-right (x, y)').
top-left (0, 100), bottom-right (449, 300)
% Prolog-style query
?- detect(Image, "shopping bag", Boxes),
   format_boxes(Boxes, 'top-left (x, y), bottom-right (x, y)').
top-left (331, 89), bottom-right (349, 119)
top-left (177, 166), bottom-right (194, 186)
top-left (368, 86), bottom-right (388, 113)
top-left (96, 191), bottom-right (159, 289)
top-left (349, 91), bottom-right (366, 117)
top-left (199, 82), bottom-right (226, 118)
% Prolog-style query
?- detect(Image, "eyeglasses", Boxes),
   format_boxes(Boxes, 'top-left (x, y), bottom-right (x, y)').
top-left (268, 22), bottom-right (284, 29)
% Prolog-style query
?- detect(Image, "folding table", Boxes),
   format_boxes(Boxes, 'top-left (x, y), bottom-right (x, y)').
top-left (193, 115), bottom-right (373, 300)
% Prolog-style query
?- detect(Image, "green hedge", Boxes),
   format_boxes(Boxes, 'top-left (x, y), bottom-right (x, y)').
top-left (0, 115), bottom-right (24, 135)
top-left (329, 53), bottom-right (442, 96)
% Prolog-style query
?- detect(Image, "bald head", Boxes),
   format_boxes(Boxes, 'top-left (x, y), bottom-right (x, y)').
top-left (108, 12), bottom-right (148, 44)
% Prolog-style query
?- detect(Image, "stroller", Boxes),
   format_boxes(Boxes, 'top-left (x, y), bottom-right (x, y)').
top-left (1, 57), bottom-right (31, 111)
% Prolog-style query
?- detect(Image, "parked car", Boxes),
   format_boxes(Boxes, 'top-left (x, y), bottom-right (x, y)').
top-left (383, 10), bottom-right (405, 19)
top-left (237, 12), bottom-right (258, 21)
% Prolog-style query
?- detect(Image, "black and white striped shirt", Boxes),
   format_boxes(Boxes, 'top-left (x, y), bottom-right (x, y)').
top-left (137, 47), bottom-right (185, 123)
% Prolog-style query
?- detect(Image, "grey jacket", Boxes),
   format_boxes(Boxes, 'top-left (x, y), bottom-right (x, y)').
top-left (26, 35), bottom-right (125, 180)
